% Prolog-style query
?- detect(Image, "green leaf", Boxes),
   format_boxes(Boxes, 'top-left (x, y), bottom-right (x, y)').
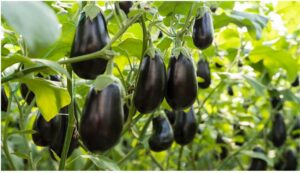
top-left (281, 89), bottom-right (300, 104)
top-left (2, 1), bottom-right (61, 57)
top-left (243, 75), bottom-right (266, 96)
top-left (1, 54), bottom-right (35, 71)
top-left (114, 38), bottom-right (143, 58)
top-left (216, 26), bottom-right (240, 50)
top-left (249, 46), bottom-right (298, 82)
top-left (31, 59), bottom-right (71, 79)
top-left (94, 75), bottom-right (115, 91)
top-left (214, 10), bottom-right (268, 40)
top-left (157, 37), bottom-right (173, 53)
top-left (20, 78), bottom-right (71, 121)
top-left (81, 155), bottom-right (120, 171)
top-left (83, 4), bottom-right (100, 20)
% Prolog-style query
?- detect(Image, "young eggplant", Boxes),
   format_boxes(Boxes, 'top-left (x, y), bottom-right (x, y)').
top-left (216, 134), bottom-right (228, 160)
top-left (248, 147), bottom-right (267, 170)
top-left (291, 75), bottom-right (299, 87)
top-left (291, 116), bottom-right (300, 139)
top-left (270, 113), bottom-right (286, 147)
top-left (118, 1), bottom-right (133, 15)
top-left (192, 11), bottom-right (214, 50)
top-left (166, 53), bottom-right (197, 110)
top-left (196, 59), bottom-right (211, 89)
top-left (133, 52), bottom-right (166, 114)
top-left (70, 11), bottom-right (110, 80)
top-left (173, 107), bottom-right (197, 145)
top-left (80, 84), bottom-right (124, 152)
top-left (274, 149), bottom-right (298, 170)
top-left (148, 115), bottom-right (174, 152)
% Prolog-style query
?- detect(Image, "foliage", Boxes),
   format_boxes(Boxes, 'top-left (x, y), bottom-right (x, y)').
top-left (1, 1), bottom-right (300, 171)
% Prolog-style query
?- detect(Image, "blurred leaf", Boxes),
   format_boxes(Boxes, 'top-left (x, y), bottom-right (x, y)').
top-left (1, 54), bottom-right (35, 71)
top-left (83, 4), bottom-right (100, 20)
top-left (157, 37), bottom-right (172, 53)
top-left (20, 78), bottom-right (70, 121)
top-left (249, 46), bottom-right (298, 82)
top-left (276, 2), bottom-right (300, 33)
top-left (94, 75), bottom-right (115, 91)
top-left (2, 1), bottom-right (61, 57)
top-left (81, 155), bottom-right (120, 171)
top-left (114, 38), bottom-right (143, 58)
top-left (214, 10), bottom-right (268, 40)
top-left (281, 89), bottom-right (300, 104)
top-left (241, 150), bottom-right (273, 166)
top-left (243, 75), bottom-right (265, 96)
top-left (216, 26), bottom-right (240, 50)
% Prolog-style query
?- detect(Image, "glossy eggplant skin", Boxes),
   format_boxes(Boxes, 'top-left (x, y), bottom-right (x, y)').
top-left (119, 1), bottom-right (133, 15)
top-left (197, 59), bottom-right (211, 89)
top-left (32, 113), bottom-right (61, 147)
top-left (270, 113), bottom-right (286, 147)
top-left (166, 54), bottom-right (198, 110)
top-left (291, 116), bottom-right (300, 139)
top-left (173, 108), bottom-right (197, 145)
top-left (49, 111), bottom-right (79, 159)
top-left (133, 53), bottom-right (166, 114)
top-left (216, 134), bottom-right (228, 160)
top-left (32, 107), bottom-right (79, 158)
top-left (70, 11), bottom-right (110, 80)
top-left (192, 11), bottom-right (214, 50)
top-left (248, 147), bottom-right (267, 170)
top-left (1, 87), bottom-right (8, 112)
top-left (148, 115), bottom-right (174, 152)
top-left (80, 84), bottom-right (124, 152)
top-left (227, 86), bottom-right (234, 96)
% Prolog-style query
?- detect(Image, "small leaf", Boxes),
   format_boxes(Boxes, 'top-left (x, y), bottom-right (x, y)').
top-left (281, 89), bottom-right (300, 104)
top-left (94, 75), bottom-right (115, 91)
top-left (19, 78), bottom-right (71, 121)
top-left (81, 155), bottom-right (120, 171)
top-left (1, 54), bottom-right (35, 71)
top-left (241, 150), bottom-right (273, 166)
top-left (83, 4), bottom-right (100, 20)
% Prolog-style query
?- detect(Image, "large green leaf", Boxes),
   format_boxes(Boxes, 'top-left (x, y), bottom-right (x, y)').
top-left (249, 46), bottom-right (298, 82)
top-left (214, 10), bottom-right (268, 40)
top-left (113, 38), bottom-right (143, 58)
top-left (2, 1), bottom-right (61, 57)
top-left (20, 78), bottom-right (71, 121)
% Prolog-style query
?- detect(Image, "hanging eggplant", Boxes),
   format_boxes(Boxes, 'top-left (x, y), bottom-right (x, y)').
top-left (196, 59), bottom-right (211, 89)
top-left (133, 52), bottom-right (166, 114)
top-left (248, 147), bottom-right (267, 170)
top-left (70, 11), bottom-right (110, 80)
top-left (270, 113), bottom-right (286, 147)
top-left (166, 53), bottom-right (197, 110)
top-left (1, 87), bottom-right (8, 112)
top-left (80, 84), bottom-right (124, 152)
top-left (148, 115), bottom-right (174, 152)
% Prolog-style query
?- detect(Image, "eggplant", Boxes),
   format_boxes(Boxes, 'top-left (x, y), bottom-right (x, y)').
top-left (49, 109), bottom-right (79, 159)
top-left (1, 87), bottom-right (8, 112)
top-left (291, 116), bottom-right (300, 139)
top-left (118, 1), bottom-right (133, 15)
top-left (133, 52), bottom-right (167, 114)
top-left (270, 113), bottom-right (286, 147)
top-left (227, 86), bottom-right (234, 96)
top-left (165, 109), bottom-right (175, 125)
top-left (166, 53), bottom-right (197, 110)
top-left (216, 134), bottom-right (228, 160)
top-left (196, 59), bottom-right (211, 89)
top-left (70, 11), bottom-right (110, 80)
top-left (192, 11), bottom-right (214, 50)
top-left (291, 76), bottom-right (299, 87)
top-left (270, 96), bottom-right (284, 110)
top-left (275, 149), bottom-right (298, 170)
top-left (32, 107), bottom-right (79, 158)
top-left (80, 84), bottom-right (124, 152)
top-left (248, 147), bottom-right (267, 170)
top-left (173, 107), bottom-right (197, 145)
top-left (148, 115), bottom-right (174, 152)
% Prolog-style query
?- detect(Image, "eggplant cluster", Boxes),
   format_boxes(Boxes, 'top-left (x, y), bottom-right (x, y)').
top-left (32, 107), bottom-right (79, 159)
top-left (80, 84), bottom-right (124, 152)
top-left (274, 149), bottom-right (298, 170)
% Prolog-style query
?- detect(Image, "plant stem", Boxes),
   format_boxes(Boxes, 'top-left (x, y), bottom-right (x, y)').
top-left (177, 146), bottom-right (184, 170)
top-left (117, 144), bottom-right (142, 165)
top-left (59, 65), bottom-right (75, 170)
top-left (2, 118), bottom-right (17, 170)
top-left (1, 12), bottom-right (144, 84)
top-left (149, 153), bottom-right (164, 170)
